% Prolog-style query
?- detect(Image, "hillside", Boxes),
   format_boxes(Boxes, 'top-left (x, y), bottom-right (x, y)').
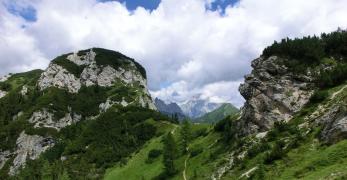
top-left (1, 30), bottom-right (347, 180)
top-left (194, 103), bottom-right (239, 124)
top-left (105, 30), bottom-right (347, 180)
top-left (0, 48), bottom-right (176, 179)
top-left (154, 98), bottom-right (186, 120)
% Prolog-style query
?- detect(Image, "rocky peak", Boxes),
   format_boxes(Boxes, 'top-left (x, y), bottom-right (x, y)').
top-left (38, 48), bottom-right (156, 110)
top-left (180, 98), bottom-right (222, 118)
top-left (238, 56), bottom-right (315, 135)
top-left (0, 48), bottom-right (158, 176)
top-left (154, 98), bottom-right (185, 119)
top-left (38, 48), bottom-right (148, 92)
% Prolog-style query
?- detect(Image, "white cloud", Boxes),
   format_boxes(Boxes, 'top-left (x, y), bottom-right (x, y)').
top-left (1, 0), bottom-right (347, 107)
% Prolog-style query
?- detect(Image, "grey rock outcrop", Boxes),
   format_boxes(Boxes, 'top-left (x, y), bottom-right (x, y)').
top-left (0, 74), bottom-right (11, 82)
top-left (99, 98), bottom-right (130, 113)
top-left (38, 64), bottom-right (81, 93)
top-left (316, 104), bottom-right (347, 144)
top-left (0, 151), bottom-right (10, 169)
top-left (67, 50), bottom-right (96, 66)
top-left (37, 49), bottom-right (156, 110)
top-left (9, 131), bottom-right (54, 175)
top-left (20, 85), bottom-right (28, 96)
top-left (29, 109), bottom-right (81, 131)
top-left (0, 90), bottom-right (6, 99)
top-left (238, 56), bottom-right (315, 135)
top-left (39, 49), bottom-right (147, 92)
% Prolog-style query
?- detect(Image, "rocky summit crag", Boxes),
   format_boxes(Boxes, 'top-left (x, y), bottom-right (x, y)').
top-left (0, 48), bottom-right (167, 178)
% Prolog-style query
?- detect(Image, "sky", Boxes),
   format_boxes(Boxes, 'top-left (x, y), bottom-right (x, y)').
top-left (0, 0), bottom-right (347, 108)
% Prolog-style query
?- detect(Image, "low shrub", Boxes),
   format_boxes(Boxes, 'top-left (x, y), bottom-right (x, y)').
top-left (309, 90), bottom-right (329, 104)
top-left (264, 140), bottom-right (286, 164)
top-left (148, 149), bottom-right (162, 159)
top-left (190, 147), bottom-right (203, 157)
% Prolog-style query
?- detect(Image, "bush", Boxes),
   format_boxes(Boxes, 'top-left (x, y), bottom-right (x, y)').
top-left (264, 140), bottom-right (286, 164)
top-left (317, 64), bottom-right (347, 88)
top-left (262, 29), bottom-right (347, 65)
top-left (309, 90), bottom-right (329, 104)
top-left (0, 82), bottom-right (11, 91)
top-left (93, 48), bottom-right (147, 79)
top-left (190, 147), bottom-right (203, 157)
top-left (148, 149), bottom-right (162, 159)
top-left (193, 127), bottom-right (208, 138)
top-left (247, 143), bottom-right (271, 159)
top-left (52, 54), bottom-right (85, 78)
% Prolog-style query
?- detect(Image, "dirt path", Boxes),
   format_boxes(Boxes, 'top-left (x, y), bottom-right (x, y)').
top-left (183, 147), bottom-right (190, 180)
top-left (171, 125), bottom-right (178, 134)
top-left (330, 84), bottom-right (347, 100)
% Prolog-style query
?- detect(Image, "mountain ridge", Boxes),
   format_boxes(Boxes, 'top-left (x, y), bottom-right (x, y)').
top-left (0, 48), bottom-right (172, 178)
top-left (179, 98), bottom-right (222, 118)
top-left (154, 98), bottom-right (186, 120)
top-left (194, 103), bottom-right (239, 123)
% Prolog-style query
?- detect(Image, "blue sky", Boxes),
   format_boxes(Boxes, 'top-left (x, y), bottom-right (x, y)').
top-left (6, 0), bottom-right (239, 22)
top-left (99, 0), bottom-right (161, 11)
top-left (1, 0), bottom-right (346, 107)
top-left (99, 0), bottom-right (238, 11)
top-left (5, 3), bottom-right (37, 22)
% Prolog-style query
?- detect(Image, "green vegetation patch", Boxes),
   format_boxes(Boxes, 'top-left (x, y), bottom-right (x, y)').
top-left (93, 48), bottom-right (147, 79)
top-left (52, 54), bottom-right (85, 78)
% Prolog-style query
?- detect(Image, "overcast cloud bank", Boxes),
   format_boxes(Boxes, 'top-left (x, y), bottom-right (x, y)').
top-left (1, 0), bottom-right (347, 107)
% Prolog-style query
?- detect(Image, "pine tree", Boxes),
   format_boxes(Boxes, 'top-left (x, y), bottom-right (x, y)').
top-left (163, 133), bottom-right (178, 176)
top-left (60, 169), bottom-right (70, 180)
top-left (180, 119), bottom-right (192, 154)
top-left (41, 159), bottom-right (52, 180)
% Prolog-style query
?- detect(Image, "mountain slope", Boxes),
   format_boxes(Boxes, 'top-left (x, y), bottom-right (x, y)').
top-left (180, 98), bottom-right (221, 118)
top-left (103, 30), bottom-right (347, 180)
top-left (154, 98), bottom-right (185, 120)
top-left (194, 103), bottom-right (239, 123)
top-left (0, 48), bottom-right (175, 179)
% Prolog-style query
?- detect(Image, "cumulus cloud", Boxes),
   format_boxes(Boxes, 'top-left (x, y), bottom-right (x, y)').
top-left (0, 0), bottom-right (347, 107)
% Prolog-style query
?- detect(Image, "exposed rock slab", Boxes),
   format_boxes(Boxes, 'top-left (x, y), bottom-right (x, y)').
top-left (20, 85), bottom-right (28, 96)
top-left (316, 104), bottom-right (347, 144)
top-left (0, 90), bottom-right (7, 99)
top-left (29, 109), bottom-right (81, 131)
top-left (238, 56), bottom-right (315, 135)
top-left (38, 64), bottom-right (81, 93)
top-left (9, 132), bottom-right (54, 175)
top-left (0, 74), bottom-right (11, 82)
top-left (0, 151), bottom-right (11, 169)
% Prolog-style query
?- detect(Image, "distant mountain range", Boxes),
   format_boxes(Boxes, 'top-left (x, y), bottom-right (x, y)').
top-left (194, 103), bottom-right (239, 123)
top-left (179, 98), bottom-right (222, 119)
top-left (154, 97), bottom-right (238, 123)
top-left (154, 98), bottom-right (186, 120)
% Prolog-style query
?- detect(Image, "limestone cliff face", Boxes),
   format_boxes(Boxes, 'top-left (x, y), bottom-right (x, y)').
top-left (238, 56), bottom-right (315, 135)
top-left (9, 132), bottom-right (54, 175)
top-left (38, 48), bottom-right (156, 110)
top-left (0, 48), bottom-right (157, 175)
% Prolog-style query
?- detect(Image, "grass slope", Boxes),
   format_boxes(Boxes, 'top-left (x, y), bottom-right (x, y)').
top-left (222, 81), bottom-right (347, 179)
top-left (104, 121), bottom-right (171, 180)
top-left (104, 123), bottom-right (223, 180)
top-left (195, 103), bottom-right (239, 124)
top-left (104, 81), bottom-right (347, 180)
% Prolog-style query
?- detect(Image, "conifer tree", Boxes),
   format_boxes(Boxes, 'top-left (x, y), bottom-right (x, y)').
top-left (163, 133), bottom-right (178, 176)
top-left (180, 119), bottom-right (192, 153)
